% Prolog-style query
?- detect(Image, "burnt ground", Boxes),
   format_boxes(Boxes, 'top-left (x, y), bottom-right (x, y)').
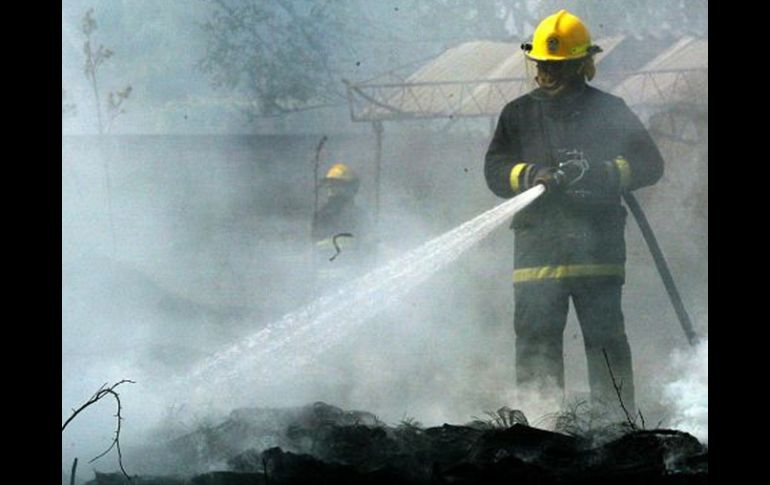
top-left (81, 402), bottom-right (707, 485)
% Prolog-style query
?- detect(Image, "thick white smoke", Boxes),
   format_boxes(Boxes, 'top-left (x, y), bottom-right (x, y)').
top-left (661, 337), bottom-right (708, 443)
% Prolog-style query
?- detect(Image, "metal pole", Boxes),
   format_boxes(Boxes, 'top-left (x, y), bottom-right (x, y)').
top-left (313, 135), bottom-right (328, 218)
top-left (373, 121), bottom-right (384, 226)
top-left (311, 135), bottom-right (328, 247)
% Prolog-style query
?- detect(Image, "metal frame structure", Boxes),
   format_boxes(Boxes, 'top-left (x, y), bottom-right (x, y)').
top-left (344, 77), bottom-right (529, 122)
top-left (613, 68), bottom-right (708, 111)
top-left (344, 37), bottom-right (707, 224)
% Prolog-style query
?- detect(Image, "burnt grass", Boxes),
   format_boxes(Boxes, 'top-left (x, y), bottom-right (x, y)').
top-left (85, 402), bottom-right (707, 485)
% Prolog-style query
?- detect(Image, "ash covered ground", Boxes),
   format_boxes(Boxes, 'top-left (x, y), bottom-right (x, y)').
top-left (79, 402), bottom-right (706, 485)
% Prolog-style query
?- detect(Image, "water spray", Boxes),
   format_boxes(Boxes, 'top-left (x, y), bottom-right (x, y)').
top-left (184, 185), bottom-right (546, 393)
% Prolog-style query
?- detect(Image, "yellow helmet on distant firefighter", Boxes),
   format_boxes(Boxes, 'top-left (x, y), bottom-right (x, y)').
top-left (522, 10), bottom-right (599, 62)
top-left (322, 163), bottom-right (360, 195)
top-left (324, 163), bottom-right (358, 183)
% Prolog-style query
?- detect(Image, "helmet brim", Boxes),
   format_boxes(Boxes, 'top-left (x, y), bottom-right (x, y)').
top-left (524, 51), bottom-right (591, 62)
top-left (321, 177), bottom-right (355, 186)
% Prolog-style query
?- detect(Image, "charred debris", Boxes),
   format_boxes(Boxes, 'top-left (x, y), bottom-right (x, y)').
top-left (83, 401), bottom-right (706, 485)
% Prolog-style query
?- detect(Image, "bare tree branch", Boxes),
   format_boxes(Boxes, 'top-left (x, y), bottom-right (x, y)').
top-left (602, 349), bottom-right (637, 431)
top-left (62, 379), bottom-right (136, 481)
top-left (69, 457), bottom-right (78, 485)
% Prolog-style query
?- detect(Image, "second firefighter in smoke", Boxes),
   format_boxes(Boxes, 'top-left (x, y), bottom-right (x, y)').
top-left (312, 163), bottom-right (376, 293)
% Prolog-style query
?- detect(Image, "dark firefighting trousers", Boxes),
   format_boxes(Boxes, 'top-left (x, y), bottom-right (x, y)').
top-left (514, 277), bottom-right (635, 411)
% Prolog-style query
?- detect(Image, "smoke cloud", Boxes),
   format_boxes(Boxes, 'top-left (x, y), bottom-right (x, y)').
top-left (661, 337), bottom-right (708, 443)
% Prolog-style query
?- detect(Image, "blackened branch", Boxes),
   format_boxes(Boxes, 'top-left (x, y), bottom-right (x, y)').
top-left (601, 349), bottom-right (637, 431)
top-left (70, 457), bottom-right (78, 485)
top-left (62, 379), bottom-right (136, 481)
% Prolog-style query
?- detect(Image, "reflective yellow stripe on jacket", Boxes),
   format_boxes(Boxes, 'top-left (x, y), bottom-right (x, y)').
top-left (509, 163), bottom-right (528, 193)
top-left (513, 264), bottom-right (625, 283)
top-left (614, 156), bottom-right (632, 189)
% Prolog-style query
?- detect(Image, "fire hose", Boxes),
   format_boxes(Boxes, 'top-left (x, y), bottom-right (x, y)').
top-left (549, 157), bottom-right (700, 346)
top-left (623, 191), bottom-right (699, 346)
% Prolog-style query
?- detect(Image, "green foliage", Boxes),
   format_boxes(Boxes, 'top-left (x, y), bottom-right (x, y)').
top-left (196, 0), bottom-right (512, 118)
top-left (197, 0), bottom-right (350, 116)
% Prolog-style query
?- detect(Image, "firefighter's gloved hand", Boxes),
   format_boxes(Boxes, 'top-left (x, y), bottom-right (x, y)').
top-left (563, 159), bottom-right (621, 202)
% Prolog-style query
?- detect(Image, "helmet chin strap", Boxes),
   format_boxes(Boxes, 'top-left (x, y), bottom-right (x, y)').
top-left (536, 75), bottom-right (581, 97)
top-left (535, 78), bottom-right (563, 96)
top-left (535, 61), bottom-right (590, 97)
top-left (581, 56), bottom-right (596, 81)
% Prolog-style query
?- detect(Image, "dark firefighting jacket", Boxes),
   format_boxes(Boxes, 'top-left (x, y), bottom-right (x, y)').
top-left (484, 83), bottom-right (664, 285)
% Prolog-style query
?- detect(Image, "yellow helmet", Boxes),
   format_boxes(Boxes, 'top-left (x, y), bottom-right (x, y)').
top-left (522, 10), bottom-right (599, 62)
top-left (324, 163), bottom-right (358, 183)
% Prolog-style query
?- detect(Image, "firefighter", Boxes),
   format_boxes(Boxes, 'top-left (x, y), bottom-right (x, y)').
top-left (484, 10), bottom-right (664, 412)
top-left (311, 163), bottom-right (374, 293)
